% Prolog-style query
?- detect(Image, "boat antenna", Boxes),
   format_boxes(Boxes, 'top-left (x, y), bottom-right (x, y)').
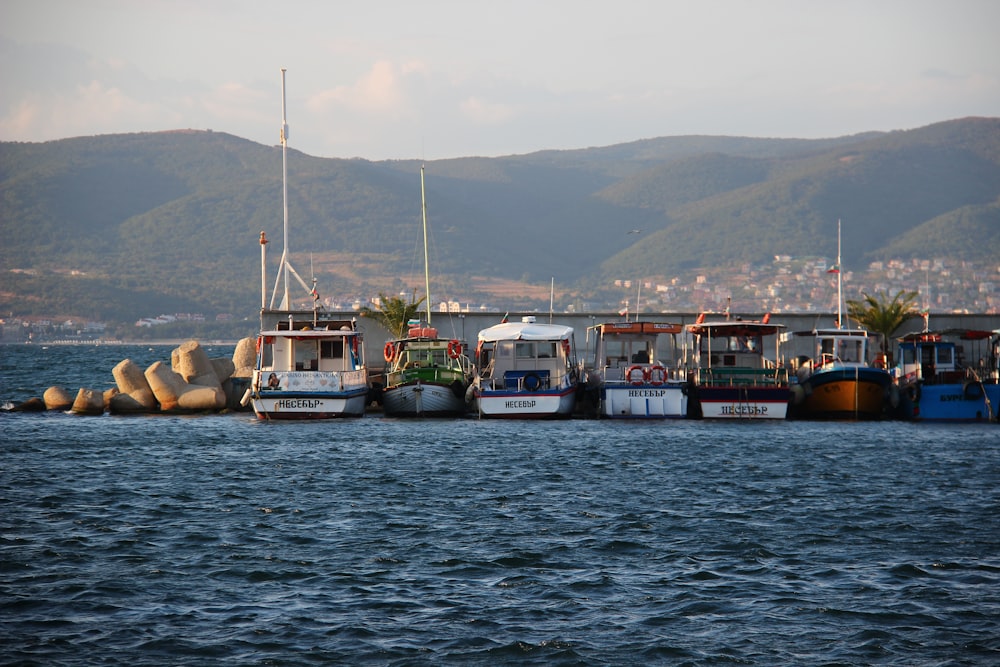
top-left (420, 164), bottom-right (431, 324)
top-left (550, 277), bottom-right (555, 323)
top-left (635, 279), bottom-right (641, 322)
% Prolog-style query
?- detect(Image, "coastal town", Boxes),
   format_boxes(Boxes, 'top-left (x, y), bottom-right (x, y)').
top-left (3, 254), bottom-right (997, 343)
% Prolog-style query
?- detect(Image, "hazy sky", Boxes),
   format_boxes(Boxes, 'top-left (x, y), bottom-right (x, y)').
top-left (2, 0), bottom-right (998, 160)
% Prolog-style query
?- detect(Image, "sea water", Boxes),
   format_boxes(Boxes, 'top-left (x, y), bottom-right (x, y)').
top-left (1, 344), bottom-right (999, 665)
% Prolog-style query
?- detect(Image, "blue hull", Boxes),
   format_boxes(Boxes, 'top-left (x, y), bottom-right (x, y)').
top-left (898, 381), bottom-right (1000, 422)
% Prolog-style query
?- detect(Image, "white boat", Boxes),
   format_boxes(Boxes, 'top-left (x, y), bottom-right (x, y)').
top-left (585, 321), bottom-right (688, 419)
top-left (381, 166), bottom-right (471, 417)
top-left (247, 70), bottom-right (368, 420)
top-left (687, 313), bottom-right (789, 419)
top-left (252, 316), bottom-right (369, 419)
top-left (471, 317), bottom-right (581, 418)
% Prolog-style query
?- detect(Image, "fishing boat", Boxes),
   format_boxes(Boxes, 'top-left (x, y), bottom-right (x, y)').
top-left (894, 325), bottom-right (1000, 422)
top-left (247, 70), bottom-right (369, 419)
top-left (380, 166), bottom-right (471, 417)
top-left (787, 221), bottom-right (893, 420)
top-left (470, 317), bottom-right (582, 418)
top-left (687, 313), bottom-right (789, 419)
top-left (585, 320), bottom-right (688, 418)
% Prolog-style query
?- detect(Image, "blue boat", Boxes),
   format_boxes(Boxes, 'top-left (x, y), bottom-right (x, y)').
top-left (894, 328), bottom-right (1000, 422)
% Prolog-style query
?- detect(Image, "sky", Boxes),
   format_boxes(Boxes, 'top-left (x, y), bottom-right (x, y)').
top-left (2, 0), bottom-right (999, 161)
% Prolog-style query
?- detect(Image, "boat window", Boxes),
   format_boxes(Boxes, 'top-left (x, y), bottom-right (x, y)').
top-left (631, 348), bottom-right (649, 363)
top-left (920, 347), bottom-right (935, 365)
top-left (901, 347), bottom-right (916, 365)
top-left (820, 339), bottom-right (835, 356)
top-left (537, 342), bottom-right (557, 358)
top-left (515, 342), bottom-right (534, 359)
top-left (936, 347), bottom-right (953, 366)
top-left (839, 339), bottom-right (862, 363)
top-left (321, 340), bottom-right (343, 359)
top-left (295, 340), bottom-right (319, 371)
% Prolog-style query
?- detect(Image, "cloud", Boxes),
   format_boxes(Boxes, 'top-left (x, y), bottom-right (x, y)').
top-left (308, 60), bottom-right (409, 115)
top-left (459, 97), bottom-right (515, 125)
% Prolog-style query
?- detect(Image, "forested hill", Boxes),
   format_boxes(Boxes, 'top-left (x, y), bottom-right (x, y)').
top-left (1, 117), bottom-right (998, 322)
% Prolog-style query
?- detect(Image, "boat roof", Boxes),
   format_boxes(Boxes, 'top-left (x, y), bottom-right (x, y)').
top-left (688, 321), bottom-right (785, 337)
top-left (898, 328), bottom-right (997, 342)
top-left (794, 328), bottom-right (871, 338)
top-left (478, 321), bottom-right (573, 342)
top-left (592, 321), bottom-right (683, 335)
top-left (260, 328), bottom-right (357, 338)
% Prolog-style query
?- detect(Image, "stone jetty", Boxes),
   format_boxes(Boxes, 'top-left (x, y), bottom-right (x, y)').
top-left (8, 338), bottom-right (256, 415)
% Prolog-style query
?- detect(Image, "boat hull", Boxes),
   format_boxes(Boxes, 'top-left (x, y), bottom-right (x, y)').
top-left (599, 381), bottom-right (687, 419)
top-left (897, 381), bottom-right (1000, 422)
top-left (790, 367), bottom-right (891, 420)
top-left (382, 380), bottom-right (469, 417)
top-left (251, 391), bottom-right (367, 419)
top-left (474, 387), bottom-right (577, 419)
top-left (697, 386), bottom-right (789, 419)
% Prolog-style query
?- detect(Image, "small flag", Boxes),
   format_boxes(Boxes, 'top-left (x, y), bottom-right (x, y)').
top-left (500, 312), bottom-right (509, 324)
top-left (311, 286), bottom-right (320, 300)
top-left (827, 265), bottom-right (840, 274)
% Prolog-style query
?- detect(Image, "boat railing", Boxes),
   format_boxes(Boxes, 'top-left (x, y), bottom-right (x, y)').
top-left (699, 367), bottom-right (789, 387)
top-left (389, 365), bottom-right (467, 385)
top-left (601, 361), bottom-right (685, 383)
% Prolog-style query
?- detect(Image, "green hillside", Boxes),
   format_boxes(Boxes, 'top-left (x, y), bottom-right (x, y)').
top-left (1, 118), bottom-right (998, 323)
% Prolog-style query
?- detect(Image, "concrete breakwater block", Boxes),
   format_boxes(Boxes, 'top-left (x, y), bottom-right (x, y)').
top-left (43, 386), bottom-right (73, 411)
top-left (232, 337), bottom-right (256, 377)
top-left (145, 360), bottom-right (225, 412)
top-left (109, 359), bottom-right (158, 413)
top-left (71, 388), bottom-right (105, 415)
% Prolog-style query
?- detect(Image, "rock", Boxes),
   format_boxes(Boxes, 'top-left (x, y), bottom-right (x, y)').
top-left (12, 397), bottom-right (46, 412)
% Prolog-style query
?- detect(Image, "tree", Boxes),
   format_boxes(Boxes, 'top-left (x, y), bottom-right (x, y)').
top-left (846, 289), bottom-right (920, 366)
top-left (359, 292), bottom-right (426, 338)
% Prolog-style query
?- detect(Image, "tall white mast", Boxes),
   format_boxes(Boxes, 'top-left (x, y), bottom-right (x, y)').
top-left (420, 165), bottom-right (431, 324)
top-left (279, 68), bottom-right (290, 310)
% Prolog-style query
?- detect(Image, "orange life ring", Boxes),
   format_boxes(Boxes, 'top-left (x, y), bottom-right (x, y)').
top-left (648, 365), bottom-right (667, 386)
top-left (625, 365), bottom-right (646, 385)
top-left (383, 341), bottom-right (396, 363)
top-left (447, 339), bottom-right (463, 359)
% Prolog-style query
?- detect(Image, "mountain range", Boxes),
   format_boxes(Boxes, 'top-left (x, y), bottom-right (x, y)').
top-left (1, 116), bottom-right (998, 324)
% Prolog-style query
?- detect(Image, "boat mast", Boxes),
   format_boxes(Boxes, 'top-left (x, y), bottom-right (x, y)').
top-left (836, 219), bottom-right (843, 329)
top-left (279, 68), bottom-right (290, 310)
top-left (420, 165), bottom-right (431, 324)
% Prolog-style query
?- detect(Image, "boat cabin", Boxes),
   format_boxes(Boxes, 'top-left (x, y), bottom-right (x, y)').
top-left (897, 329), bottom-right (999, 384)
top-left (804, 328), bottom-right (872, 367)
top-left (476, 319), bottom-right (577, 392)
top-left (589, 322), bottom-right (683, 383)
top-left (258, 317), bottom-right (361, 374)
top-left (687, 318), bottom-right (787, 387)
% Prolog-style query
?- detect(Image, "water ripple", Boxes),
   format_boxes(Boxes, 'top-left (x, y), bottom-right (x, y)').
top-left (1, 361), bottom-right (999, 666)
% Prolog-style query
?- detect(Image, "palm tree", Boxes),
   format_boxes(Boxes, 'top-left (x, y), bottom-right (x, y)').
top-left (846, 289), bottom-right (920, 366)
top-left (359, 292), bottom-right (426, 338)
